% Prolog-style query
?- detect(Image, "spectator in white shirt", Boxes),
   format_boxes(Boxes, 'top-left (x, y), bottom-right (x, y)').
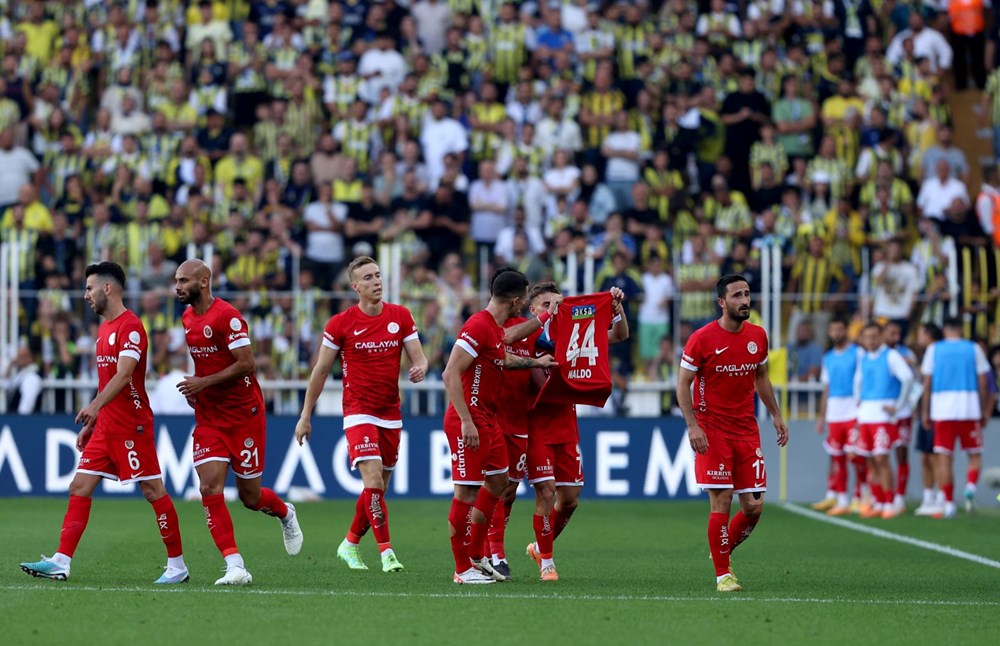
top-left (495, 205), bottom-right (546, 264)
top-left (505, 82), bottom-right (543, 136)
top-left (506, 156), bottom-right (547, 234)
top-left (917, 159), bottom-right (969, 222)
top-left (185, 1), bottom-right (233, 56)
top-left (976, 165), bottom-right (1000, 241)
top-left (543, 149), bottom-right (581, 220)
top-left (303, 182), bottom-right (347, 290)
top-left (871, 240), bottom-right (920, 333)
top-left (357, 32), bottom-right (408, 104)
top-left (0, 128), bottom-right (41, 209)
top-left (886, 12), bottom-right (952, 73)
top-left (638, 253), bottom-right (676, 361)
top-left (697, 0), bottom-right (742, 40)
top-left (5, 345), bottom-right (42, 414)
top-left (149, 354), bottom-right (194, 415)
top-left (411, 0), bottom-right (451, 55)
top-left (469, 160), bottom-right (510, 259)
top-left (601, 112), bottom-right (643, 210)
top-left (420, 99), bottom-right (469, 188)
top-left (535, 95), bottom-right (583, 165)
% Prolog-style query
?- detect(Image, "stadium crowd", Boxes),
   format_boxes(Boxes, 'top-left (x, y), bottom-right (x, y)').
top-left (3, 0), bottom-right (1000, 413)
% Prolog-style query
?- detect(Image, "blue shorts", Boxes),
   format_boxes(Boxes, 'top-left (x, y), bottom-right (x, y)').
top-left (915, 421), bottom-right (935, 454)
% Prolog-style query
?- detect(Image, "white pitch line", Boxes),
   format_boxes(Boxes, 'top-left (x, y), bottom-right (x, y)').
top-left (1, 584), bottom-right (997, 607)
top-left (781, 503), bottom-right (1000, 570)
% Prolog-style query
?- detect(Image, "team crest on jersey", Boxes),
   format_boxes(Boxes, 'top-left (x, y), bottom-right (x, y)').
top-left (230, 317), bottom-right (242, 332)
top-left (244, 438), bottom-right (254, 448)
top-left (387, 322), bottom-right (400, 334)
top-left (125, 440), bottom-right (134, 449)
top-left (109, 332), bottom-right (116, 345)
top-left (204, 325), bottom-right (213, 338)
top-left (747, 341), bottom-right (758, 354)
top-left (756, 447), bottom-right (763, 457)
top-left (128, 331), bottom-right (140, 344)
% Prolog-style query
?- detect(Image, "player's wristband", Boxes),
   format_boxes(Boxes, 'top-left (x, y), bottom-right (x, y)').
top-left (536, 311), bottom-right (551, 326)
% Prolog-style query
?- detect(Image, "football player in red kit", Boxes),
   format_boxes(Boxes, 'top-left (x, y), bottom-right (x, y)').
top-left (524, 282), bottom-right (629, 581)
top-left (442, 269), bottom-right (556, 584)
top-left (21, 263), bottom-right (189, 583)
top-left (175, 259), bottom-right (303, 586)
top-left (296, 256), bottom-right (428, 573)
top-left (676, 274), bottom-right (788, 592)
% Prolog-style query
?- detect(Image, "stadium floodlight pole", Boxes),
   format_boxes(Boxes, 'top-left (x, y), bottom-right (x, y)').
top-left (761, 244), bottom-right (771, 343)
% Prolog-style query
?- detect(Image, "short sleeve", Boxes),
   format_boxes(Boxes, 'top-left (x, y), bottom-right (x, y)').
top-left (758, 329), bottom-right (770, 366)
top-left (680, 330), bottom-right (701, 372)
top-left (974, 344), bottom-right (991, 375)
top-left (222, 309), bottom-right (251, 350)
top-left (119, 321), bottom-right (145, 362)
top-left (820, 361), bottom-right (829, 385)
top-left (323, 313), bottom-right (343, 351)
top-left (401, 307), bottom-right (419, 343)
top-left (456, 317), bottom-right (485, 359)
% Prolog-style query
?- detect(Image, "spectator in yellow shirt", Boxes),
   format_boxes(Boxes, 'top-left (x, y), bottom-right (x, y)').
top-left (16, 3), bottom-right (60, 66)
top-left (1, 185), bottom-right (53, 233)
top-left (214, 133), bottom-right (264, 201)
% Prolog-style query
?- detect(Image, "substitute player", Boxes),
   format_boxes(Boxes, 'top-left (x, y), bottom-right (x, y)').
top-left (920, 317), bottom-right (991, 518)
top-left (855, 322), bottom-right (915, 519)
top-left (21, 263), bottom-right (188, 583)
top-left (524, 282), bottom-right (629, 582)
top-left (442, 269), bottom-right (555, 585)
top-left (295, 256), bottom-right (428, 573)
top-left (676, 274), bottom-right (788, 593)
top-left (175, 259), bottom-right (303, 586)
top-left (885, 321), bottom-right (919, 512)
top-left (814, 318), bottom-right (860, 516)
top-left (913, 323), bottom-right (944, 515)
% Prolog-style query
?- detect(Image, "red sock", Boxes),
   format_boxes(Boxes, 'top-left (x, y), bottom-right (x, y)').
top-left (871, 482), bottom-right (884, 505)
top-left (896, 463), bottom-right (909, 497)
top-left (347, 494), bottom-right (370, 544)
top-left (728, 510), bottom-right (760, 552)
top-left (942, 482), bottom-right (954, 503)
top-left (826, 458), bottom-right (837, 493)
top-left (883, 484), bottom-right (896, 505)
top-left (487, 499), bottom-right (510, 560)
top-left (57, 495), bottom-right (92, 558)
top-left (361, 488), bottom-right (391, 551)
top-left (203, 493), bottom-right (239, 557)
top-left (253, 488), bottom-right (289, 519)
top-left (968, 468), bottom-right (980, 487)
top-left (151, 495), bottom-right (183, 558)
top-left (852, 457), bottom-right (867, 498)
top-left (833, 454), bottom-right (848, 494)
top-left (708, 512), bottom-right (731, 577)
top-left (468, 488), bottom-right (500, 561)
top-left (552, 507), bottom-right (574, 540)
top-left (533, 513), bottom-right (554, 559)
top-left (448, 498), bottom-right (473, 573)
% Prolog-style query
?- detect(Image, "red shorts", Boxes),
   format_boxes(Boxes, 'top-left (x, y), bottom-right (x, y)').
top-left (855, 422), bottom-right (898, 456)
top-left (505, 434), bottom-right (528, 482)
top-left (444, 413), bottom-right (506, 485)
top-left (933, 420), bottom-right (984, 454)
top-left (897, 417), bottom-right (913, 446)
top-left (527, 438), bottom-right (584, 486)
top-left (78, 428), bottom-right (161, 485)
top-left (193, 414), bottom-right (267, 479)
top-left (824, 420), bottom-right (856, 455)
top-left (695, 435), bottom-right (766, 494)
top-left (346, 424), bottom-right (401, 470)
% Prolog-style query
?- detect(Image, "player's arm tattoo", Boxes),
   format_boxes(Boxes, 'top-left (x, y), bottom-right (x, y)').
top-left (505, 352), bottom-right (545, 369)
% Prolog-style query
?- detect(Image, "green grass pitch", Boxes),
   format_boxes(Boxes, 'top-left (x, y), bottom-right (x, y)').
top-left (2, 498), bottom-right (998, 644)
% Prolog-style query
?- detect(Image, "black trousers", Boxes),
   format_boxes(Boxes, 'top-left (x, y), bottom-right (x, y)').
top-left (953, 32), bottom-right (987, 90)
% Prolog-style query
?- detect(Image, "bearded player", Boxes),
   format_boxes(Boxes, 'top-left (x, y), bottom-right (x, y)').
top-left (175, 259), bottom-right (303, 586)
top-left (443, 269), bottom-right (556, 584)
top-left (295, 256), bottom-right (428, 573)
top-left (676, 274), bottom-right (788, 593)
top-left (523, 282), bottom-right (629, 582)
top-left (21, 263), bottom-right (189, 583)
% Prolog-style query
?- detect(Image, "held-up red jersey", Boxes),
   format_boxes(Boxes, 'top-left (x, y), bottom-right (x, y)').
top-left (445, 309), bottom-right (506, 428)
top-left (95, 310), bottom-right (153, 435)
top-left (497, 316), bottom-right (542, 436)
top-left (182, 297), bottom-right (264, 427)
top-left (322, 302), bottom-right (419, 429)
top-left (680, 320), bottom-right (769, 439)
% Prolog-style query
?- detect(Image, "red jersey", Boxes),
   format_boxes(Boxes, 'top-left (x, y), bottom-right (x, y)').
top-left (681, 320), bottom-right (769, 439)
top-left (497, 316), bottom-right (542, 436)
top-left (446, 309), bottom-right (506, 428)
top-left (95, 310), bottom-right (153, 436)
top-left (182, 297), bottom-right (264, 427)
top-left (322, 302), bottom-right (419, 429)
top-left (528, 321), bottom-right (579, 446)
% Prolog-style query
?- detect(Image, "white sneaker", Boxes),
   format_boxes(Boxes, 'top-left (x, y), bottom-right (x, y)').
top-left (280, 503), bottom-right (303, 556)
top-left (935, 503), bottom-right (958, 519)
top-left (914, 504), bottom-right (943, 516)
top-left (474, 557), bottom-right (506, 581)
top-left (453, 567), bottom-right (495, 585)
top-left (214, 565), bottom-right (253, 586)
